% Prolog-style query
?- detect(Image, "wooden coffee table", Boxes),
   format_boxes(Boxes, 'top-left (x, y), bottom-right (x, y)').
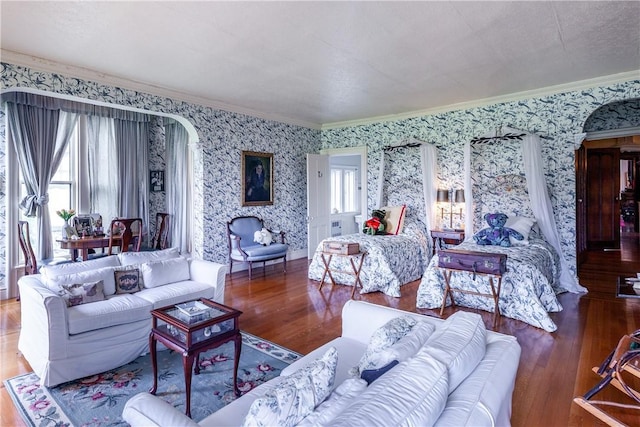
top-left (149, 298), bottom-right (243, 417)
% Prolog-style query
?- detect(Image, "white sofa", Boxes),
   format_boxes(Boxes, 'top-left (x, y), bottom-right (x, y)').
top-left (17, 248), bottom-right (226, 387)
top-left (123, 300), bottom-right (521, 426)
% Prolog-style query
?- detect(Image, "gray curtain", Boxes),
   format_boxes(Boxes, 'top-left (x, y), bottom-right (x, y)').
top-left (165, 121), bottom-right (191, 253)
top-left (114, 119), bottom-right (150, 233)
top-left (87, 115), bottom-right (119, 222)
top-left (6, 103), bottom-right (78, 260)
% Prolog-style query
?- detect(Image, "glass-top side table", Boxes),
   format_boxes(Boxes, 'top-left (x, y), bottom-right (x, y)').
top-left (149, 298), bottom-right (243, 417)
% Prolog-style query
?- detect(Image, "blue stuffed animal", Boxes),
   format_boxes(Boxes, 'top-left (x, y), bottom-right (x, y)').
top-left (474, 213), bottom-right (523, 247)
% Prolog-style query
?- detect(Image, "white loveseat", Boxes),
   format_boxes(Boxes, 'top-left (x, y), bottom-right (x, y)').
top-left (123, 300), bottom-right (521, 426)
top-left (17, 248), bottom-right (226, 387)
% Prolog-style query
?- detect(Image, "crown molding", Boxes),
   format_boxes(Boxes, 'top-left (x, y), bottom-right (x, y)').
top-left (3, 49), bottom-right (637, 132)
top-left (1, 49), bottom-right (321, 130)
top-left (322, 70), bottom-right (640, 130)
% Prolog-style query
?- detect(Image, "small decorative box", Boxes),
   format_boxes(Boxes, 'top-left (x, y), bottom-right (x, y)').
top-left (322, 241), bottom-right (360, 255)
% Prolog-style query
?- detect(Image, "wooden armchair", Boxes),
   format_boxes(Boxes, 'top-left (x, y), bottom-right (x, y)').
top-left (108, 218), bottom-right (143, 254)
top-left (17, 220), bottom-right (71, 299)
top-left (226, 216), bottom-right (288, 279)
top-left (149, 212), bottom-right (170, 250)
top-left (17, 221), bottom-right (38, 276)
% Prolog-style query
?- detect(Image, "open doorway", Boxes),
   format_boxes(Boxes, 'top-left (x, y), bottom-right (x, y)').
top-left (306, 147), bottom-right (367, 258)
top-left (620, 152), bottom-right (639, 234)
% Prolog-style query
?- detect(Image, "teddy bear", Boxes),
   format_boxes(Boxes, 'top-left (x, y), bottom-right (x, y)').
top-left (253, 227), bottom-right (272, 246)
top-left (363, 209), bottom-right (387, 235)
top-left (473, 212), bottom-right (523, 247)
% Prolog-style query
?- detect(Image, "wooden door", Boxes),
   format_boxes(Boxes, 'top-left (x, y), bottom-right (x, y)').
top-left (586, 148), bottom-right (620, 250)
top-left (575, 146), bottom-right (587, 264)
top-left (306, 154), bottom-right (331, 258)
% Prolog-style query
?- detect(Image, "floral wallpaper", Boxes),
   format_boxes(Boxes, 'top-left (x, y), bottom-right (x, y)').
top-left (1, 60), bottom-right (639, 296)
top-left (584, 98), bottom-right (640, 132)
top-left (321, 79), bottom-right (640, 279)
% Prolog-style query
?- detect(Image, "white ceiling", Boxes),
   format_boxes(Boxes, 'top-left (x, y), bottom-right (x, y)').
top-left (1, 1), bottom-right (639, 128)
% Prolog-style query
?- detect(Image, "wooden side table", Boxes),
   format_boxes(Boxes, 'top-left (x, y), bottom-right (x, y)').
top-left (430, 229), bottom-right (465, 254)
top-left (438, 267), bottom-right (503, 328)
top-left (319, 251), bottom-right (367, 298)
top-left (149, 299), bottom-right (243, 417)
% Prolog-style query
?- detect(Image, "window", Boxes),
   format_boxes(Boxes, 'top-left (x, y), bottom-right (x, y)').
top-left (330, 167), bottom-right (358, 213)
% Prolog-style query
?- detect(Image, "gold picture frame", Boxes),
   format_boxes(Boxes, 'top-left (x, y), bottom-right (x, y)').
top-left (241, 151), bottom-right (274, 206)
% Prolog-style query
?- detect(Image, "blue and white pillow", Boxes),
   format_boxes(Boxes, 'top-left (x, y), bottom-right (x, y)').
top-left (352, 315), bottom-right (420, 375)
top-left (242, 346), bottom-right (338, 427)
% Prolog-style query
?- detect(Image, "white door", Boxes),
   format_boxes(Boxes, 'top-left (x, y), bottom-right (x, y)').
top-left (307, 154), bottom-right (331, 258)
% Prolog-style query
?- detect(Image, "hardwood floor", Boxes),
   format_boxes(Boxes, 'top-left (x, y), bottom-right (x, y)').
top-left (1, 234), bottom-right (639, 426)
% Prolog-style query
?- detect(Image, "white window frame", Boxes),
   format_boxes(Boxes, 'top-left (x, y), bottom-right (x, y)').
top-left (330, 166), bottom-right (359, 214)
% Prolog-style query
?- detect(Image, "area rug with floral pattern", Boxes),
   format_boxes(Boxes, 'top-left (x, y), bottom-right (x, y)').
top-left (4, 332), bottom-right (301, 427)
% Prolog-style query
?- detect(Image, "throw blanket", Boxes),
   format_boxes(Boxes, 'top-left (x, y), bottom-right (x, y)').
top-left (416, 239), bottom-right (563, 332)
top-left (308, 233), bottom-right (427, 297)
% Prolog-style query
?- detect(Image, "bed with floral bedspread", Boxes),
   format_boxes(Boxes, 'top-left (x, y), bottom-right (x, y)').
top-left (416, 239), bottom-right (564, 332)
top-left (308, 231), bottom-right (429, 297)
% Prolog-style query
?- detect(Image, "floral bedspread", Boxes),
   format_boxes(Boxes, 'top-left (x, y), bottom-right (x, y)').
top-left (416, 239), bottom-right (563, 332)
top-left (308, 233), bottom-right (428, 297)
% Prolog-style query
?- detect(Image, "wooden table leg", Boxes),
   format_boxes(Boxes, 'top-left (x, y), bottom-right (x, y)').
top-left (440, 269), bottom-right (454, 315)
top-left (149, 333), bottom-right (158, 394)
top-left (233, 333), bottom-right (242, 396)
top-left (320, 253), bottom-right (336, 289)
top-left (349, 252), bottom-right (366, 298)
top-left (183, 352), bottom-right (196, 417)
top-left (489, 276), bottom-right (502, 328)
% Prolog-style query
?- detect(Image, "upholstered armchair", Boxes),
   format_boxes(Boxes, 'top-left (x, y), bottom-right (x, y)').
top-left (226, 216), bottom-right (288, 279)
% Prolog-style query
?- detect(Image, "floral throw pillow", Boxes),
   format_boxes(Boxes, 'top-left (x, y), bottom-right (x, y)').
top-left (352, 315), bottom-right (418, 375)
top-left (242, 347), bottom-right (338, 427)
top-left (59, 280), bottom-right (106, 307)
top-left (114, 269), bottom-right (141, 294)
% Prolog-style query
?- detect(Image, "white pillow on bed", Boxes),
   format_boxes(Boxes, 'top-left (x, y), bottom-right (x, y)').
top-left (506, 216), bottom-right (536, 246)
top-left (381, 205), bottom-right (407, 235)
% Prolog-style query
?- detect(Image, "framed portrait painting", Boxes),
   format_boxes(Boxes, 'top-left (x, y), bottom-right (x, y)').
top-left (242, 151), bottom-right (273, 206)
top-left (150, 170), bottom-right (165, 192)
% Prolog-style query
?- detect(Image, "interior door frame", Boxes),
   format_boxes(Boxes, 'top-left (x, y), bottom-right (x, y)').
top-left (575, 145), bottom-right (587, 265)
top-left (306, 146), bottom-right (368, 259)
top-left (577, 133), bottom-right (640, 265)
top-left (319, 145), bottom-right (368, 222)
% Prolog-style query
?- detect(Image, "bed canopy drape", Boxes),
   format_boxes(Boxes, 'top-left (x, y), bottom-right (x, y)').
top-left (376, 139), bottom-right (437, 236)
top-left (463, 126), bottom-right (587, 294)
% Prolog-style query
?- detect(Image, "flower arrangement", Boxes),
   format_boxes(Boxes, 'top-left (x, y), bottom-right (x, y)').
top-left (56, 208), bottom-right (76, 221)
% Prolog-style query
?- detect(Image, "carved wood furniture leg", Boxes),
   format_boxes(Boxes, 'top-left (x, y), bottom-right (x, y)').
top-left (183, 352), bottom-right (196, 417)
top-left (149, 332), bottom-right (158, 394)
top-left (233, 332), bottom-right (242, 396)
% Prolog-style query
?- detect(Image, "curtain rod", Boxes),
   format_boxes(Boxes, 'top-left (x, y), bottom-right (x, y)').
top-left (383, 141), bottom-right (423, 152)
top-left (470, 133), bottom-right (553, 143)
top-left (470, 133), bottom-right (526, 144)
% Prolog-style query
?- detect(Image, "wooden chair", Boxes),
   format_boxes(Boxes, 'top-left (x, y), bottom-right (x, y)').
top-left (149, 213), bottom-right (170, 250)
top-left (107, 218), bottom-right (143, 255)
top-left (17, 221), bottom-right (38, 277)
top-left (17, 220), bottom-right (71, 300)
